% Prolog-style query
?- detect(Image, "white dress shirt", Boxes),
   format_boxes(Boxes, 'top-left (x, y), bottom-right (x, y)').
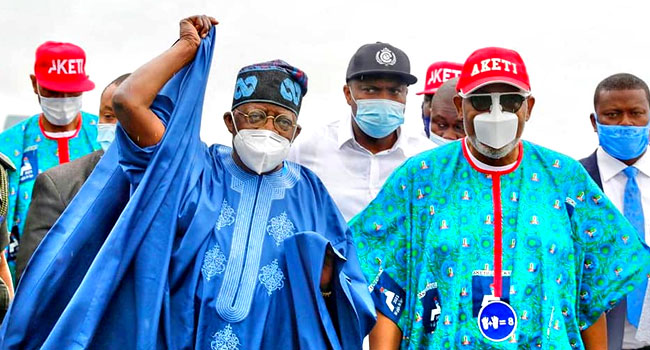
top-left (596, 147), bottom-right (650, 348)
top-left (289, 114), bottom-right (434, 221)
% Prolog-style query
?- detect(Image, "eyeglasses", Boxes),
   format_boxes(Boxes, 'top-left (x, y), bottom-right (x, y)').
top-left (233, 109), bottom-right (297, 133)
top-left (462, 92), bottom-right (530, 113)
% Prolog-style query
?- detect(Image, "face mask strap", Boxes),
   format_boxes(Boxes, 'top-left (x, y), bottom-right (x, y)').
top-left (36, 82), bottom-right (45, 100)
top-left (230, 111), bottom-right (241, 135)
top-left (348, 84), bottom-right (358, 105)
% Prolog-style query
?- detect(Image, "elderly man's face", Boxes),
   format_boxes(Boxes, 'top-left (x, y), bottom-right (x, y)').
top-left (224, 102), bottom-right (301, 141)
top-left (454, 83), bottom-right (535, 158)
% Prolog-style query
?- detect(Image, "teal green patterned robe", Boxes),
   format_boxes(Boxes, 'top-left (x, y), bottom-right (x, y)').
top-left (350, 139), bottom-right (650, 349)
top-left (0, 112), bottom-right (99, 276)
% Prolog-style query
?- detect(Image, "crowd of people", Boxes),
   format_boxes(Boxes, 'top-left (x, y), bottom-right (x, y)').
top-left (0, 14), bottom-right (648, 350)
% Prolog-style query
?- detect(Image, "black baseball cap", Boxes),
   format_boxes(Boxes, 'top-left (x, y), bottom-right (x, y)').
top-left (346, 42), bottom-right (417, 85)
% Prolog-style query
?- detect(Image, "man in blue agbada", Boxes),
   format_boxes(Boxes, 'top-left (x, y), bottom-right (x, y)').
top-left (350, 47), bottom-right (650, 350)
top-left (0, 15), bottom-right (374, 350)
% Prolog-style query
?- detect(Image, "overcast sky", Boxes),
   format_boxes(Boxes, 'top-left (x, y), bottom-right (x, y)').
top-left (1, 0), bottom-right (648, 159)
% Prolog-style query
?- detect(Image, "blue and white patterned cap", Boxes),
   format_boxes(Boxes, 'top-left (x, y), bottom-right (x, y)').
top-left (231, 60), bottom-right (308, 115)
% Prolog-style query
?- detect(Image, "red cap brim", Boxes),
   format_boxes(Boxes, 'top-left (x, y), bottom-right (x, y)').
top-left (36, 75), bottom-right (95, 93)
top-left (416, 88), bottom-right (439, 95)
top-left (459, 76), bottom-right (530, 95)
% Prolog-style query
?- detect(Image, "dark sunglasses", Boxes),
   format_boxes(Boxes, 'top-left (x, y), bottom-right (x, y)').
top-left (464, 92), bottom-right (529, 113)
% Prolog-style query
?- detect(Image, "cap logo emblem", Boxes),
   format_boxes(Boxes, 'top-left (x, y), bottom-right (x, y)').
top-left (234, 76), bottom-right (258, 100)
top-left (470, 58), bottom-right (517, 77)
top-left (428, 68), bottom-right (461, 85)
top-left (280, 78), bottom-right (302, 106)
top-left (47, 59), bottom-right (85, 75)
top-left (375, 48), bottom-right (397, 66)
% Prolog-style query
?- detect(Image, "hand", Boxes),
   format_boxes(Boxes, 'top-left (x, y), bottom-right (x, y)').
top-left (179, 15), bottom-right (219, 49)
top-left (320, 249), bottom-right (335, 293)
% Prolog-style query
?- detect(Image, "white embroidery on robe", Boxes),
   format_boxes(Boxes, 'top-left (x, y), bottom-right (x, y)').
top-left (216, 199), bottom-right (236, 230)
top-left (202, 244), bottom-right (227, 281)
top-left (258, 259), bottom-right (285, 295)
top-left (211, 324), bottom-right (240, 350)
top-left (266, 212), bottom-right (296, 246)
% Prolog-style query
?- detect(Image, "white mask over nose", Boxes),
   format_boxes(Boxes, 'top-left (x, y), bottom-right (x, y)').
top-left (231, 114), bottom-right (293, 174)
top-left (472, 94), bottom-right (519, 149)
top-left (37, 84), bottom-right (82, 126)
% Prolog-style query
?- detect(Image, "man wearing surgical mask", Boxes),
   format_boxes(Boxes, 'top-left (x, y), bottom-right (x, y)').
top-left (0, 41), bottom-right (99, 279)
top-left (289, 42), bottom-right (432, 221)
top-left (580, 73), bottom-right (650, 350)
top-left (350, 47), bottom-right (648, 349)
top-left (428, 77), bottom-right (466, 146)
top-left (3, 17), bottom-right (374, 349)
top-left (15, 74), bottom-right (129, 282)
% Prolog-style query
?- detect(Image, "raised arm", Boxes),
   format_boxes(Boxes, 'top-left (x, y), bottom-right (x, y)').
top-left (112, 15), bottom-right (218, 147)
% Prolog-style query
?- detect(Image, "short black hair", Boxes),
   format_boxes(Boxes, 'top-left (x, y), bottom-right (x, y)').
top-left (594, 73), bottom-right (650, 108)
top-left (102, 73), bottom-right (131, 95)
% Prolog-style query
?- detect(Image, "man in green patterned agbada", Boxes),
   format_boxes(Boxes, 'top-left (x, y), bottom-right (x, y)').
top-left (350, 47), bottom-right (650, 350)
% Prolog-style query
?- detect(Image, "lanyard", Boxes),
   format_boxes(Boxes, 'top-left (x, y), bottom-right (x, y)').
top-left (39, 114), bottom-right (84, 164)
top-left (491, 174), bottom-right (504, 298)
top-left (462, 138), bottom-right (524, 299)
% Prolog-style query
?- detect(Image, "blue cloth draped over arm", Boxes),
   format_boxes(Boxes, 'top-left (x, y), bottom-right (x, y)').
top-left (0, 28), bottom-right (375, 350)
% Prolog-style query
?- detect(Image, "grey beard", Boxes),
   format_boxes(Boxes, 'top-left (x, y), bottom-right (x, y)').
top-left (467, 135), bottom-right (518, 160)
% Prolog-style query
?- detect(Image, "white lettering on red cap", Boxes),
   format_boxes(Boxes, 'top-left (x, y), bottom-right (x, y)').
top-left (47, 59), bottom-right (84, 75)
top-left (471, 58), bottom-right (518, 77)
top-left (427, 68), bottom-right (462, 85)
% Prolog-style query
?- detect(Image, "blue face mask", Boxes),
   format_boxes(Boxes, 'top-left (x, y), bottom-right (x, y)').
top-left (595, 116), bottom-right (650, 160)
top-left (423, 115), bottom-right (431, 137)
top-left (350, 87), bottom-right (405, 139)
top-left (97, 123), bottom-right (117, 151)
top-left (429, 131), bottom-right (452, 146)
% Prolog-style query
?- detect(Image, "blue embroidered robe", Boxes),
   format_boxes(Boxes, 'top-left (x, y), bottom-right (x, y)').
top-left (0, 29), bottom-right (374, 350)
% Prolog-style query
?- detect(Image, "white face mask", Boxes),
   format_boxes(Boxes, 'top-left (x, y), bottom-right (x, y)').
top-left (37, 84), bottom-right (82, 126)
top-left (471, 94), bottom-right (519, 149)
top-left (232, 123), bottom-right (292, 175)
top-left (429, 131), bottom-right (452, 146)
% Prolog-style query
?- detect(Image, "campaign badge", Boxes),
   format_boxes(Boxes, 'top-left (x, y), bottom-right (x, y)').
top-left (420, 284), bottom-right (441, 333)
top-left (477, 300), bottom-right (517, 342)
top-left (19, 149), bottom-right (39, 183)
top-left (472, 273), bottom-right (511, 317)
top-left (369, 270), bottom-right (406, 325)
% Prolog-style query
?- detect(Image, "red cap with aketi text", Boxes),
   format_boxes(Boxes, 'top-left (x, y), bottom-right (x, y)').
top-left (456, 47), bottom-right (529, 95)
top-left (416, 61), bottom-right (463, 95)
top-left (34, 41), bottom-right (95, 93)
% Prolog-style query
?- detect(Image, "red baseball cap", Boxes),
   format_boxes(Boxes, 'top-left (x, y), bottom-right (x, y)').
top-left (34, 41), bottom-right (95, 93)
top-left (456, 47), bottom-right (530, 96)
top-left (416, 61), bottom-right (463, 95)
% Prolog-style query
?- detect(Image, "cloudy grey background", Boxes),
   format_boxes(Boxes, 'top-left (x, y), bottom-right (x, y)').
top-left (1, 0), bottom-right (648, 159)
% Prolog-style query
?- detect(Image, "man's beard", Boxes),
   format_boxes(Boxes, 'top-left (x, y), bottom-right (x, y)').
top-left (467, 134), bottom-right (519, 160)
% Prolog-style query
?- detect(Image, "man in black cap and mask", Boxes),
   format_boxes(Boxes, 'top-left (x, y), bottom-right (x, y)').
top-left (289, 42), bottom-right (432, 221)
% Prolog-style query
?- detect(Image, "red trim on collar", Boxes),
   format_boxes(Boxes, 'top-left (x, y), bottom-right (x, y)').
top-left (38, 113), bottom-right (83, 164)
top-left (461, 138), bottom-right (524, 176)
